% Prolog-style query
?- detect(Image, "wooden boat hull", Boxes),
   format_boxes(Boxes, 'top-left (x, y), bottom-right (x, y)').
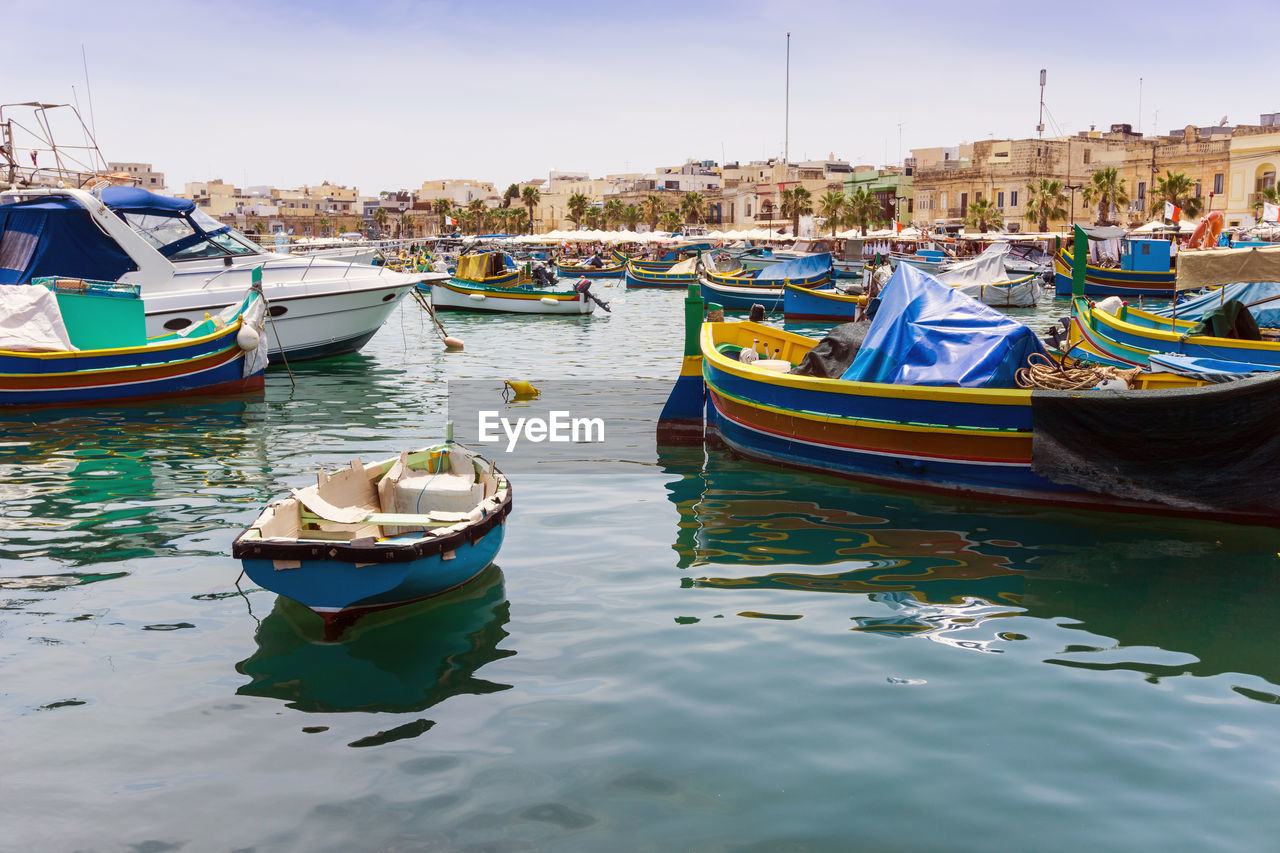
top-left (659, 293), bottom-right (1280, 523)
top-left (1053, 248), bottom-right (1175, 297)
top-left (0, 300), bottom-right (264, 406)
top-left (1068, 297), bottom-right (1280, 368)
top-left (624, 263), bottom-right (697, 289)
top-left (783, 285), bottom-right (861, 321)
top-left (555, 263), bottom-right (623, 278)
top-left (427, 281), bottom-right (594, 314)
top-left (240, 523), bottom-right (506, 615)
top-left (700, 278), bottom-right (784, 311)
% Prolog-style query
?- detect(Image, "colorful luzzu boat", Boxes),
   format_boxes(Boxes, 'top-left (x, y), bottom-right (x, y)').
top-left (699, 253), bottom-right (833, 311)
top-left (624, 257), bottom-right (701, 288)
top-left (426, 278), bottom-right (599, 315)
top-left (452, 251), bottom-right (522, 287)
top-left (555, 260), bottom-right (624, 278)
top-left (1066, 296), bottom-right (1280, 369)
top-left (0, 277), bottom-right (267, 405)
top-left (659, 255), bottom-right (1280, 524)
top-left (232, 437), bottom-right (511, 624)
top-left (1052, 240), bottom-right (1176, 297)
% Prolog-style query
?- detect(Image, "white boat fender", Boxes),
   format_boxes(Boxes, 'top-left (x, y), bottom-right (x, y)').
top-left (468, 293), bottom-right (486, 301)
top-left (236, 325), bottom-right (260, 352)
top-left (1095, 296), bottom-right (1124, 315)
top-left (540, 297), bottom-right (558, 305)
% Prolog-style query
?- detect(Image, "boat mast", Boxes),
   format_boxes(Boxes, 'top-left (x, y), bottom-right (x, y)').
top-left (784, 32), bottom-right (790, 164)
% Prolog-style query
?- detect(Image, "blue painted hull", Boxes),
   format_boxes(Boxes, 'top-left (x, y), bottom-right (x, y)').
top-left (783, 286), bottom-right (858, 321)
top-left (242, 525), bottom-right (505, 614)
top-left (700, 279), bottom-right (783, 311)
top-left (625, 268), bottom-right (696, 289)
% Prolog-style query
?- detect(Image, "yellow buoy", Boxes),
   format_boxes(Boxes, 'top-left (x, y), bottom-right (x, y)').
top-left (504, 379), bottom-right (540, 399)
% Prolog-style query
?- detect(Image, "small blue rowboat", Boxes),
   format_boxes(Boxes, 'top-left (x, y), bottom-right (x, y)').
top-left (233, 440), bottom-right (512, 624)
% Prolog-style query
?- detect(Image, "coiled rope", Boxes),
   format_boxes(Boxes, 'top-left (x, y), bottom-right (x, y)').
top-left (1015, 352), bottom-right (1139, 391)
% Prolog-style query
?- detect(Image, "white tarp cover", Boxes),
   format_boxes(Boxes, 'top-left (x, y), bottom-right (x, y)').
top-left (936, 243), bottom-right (1013, 286)
top-left (667, 256), bottom-right (700, 275)
top-left (0, 285), bottom-right (78, 352)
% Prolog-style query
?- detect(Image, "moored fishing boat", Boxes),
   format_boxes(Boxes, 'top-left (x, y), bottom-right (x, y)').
top-left (452, 251), bottom-right (522, 286)
top-left (554, 260), bottom-right (624, 278)
top-left (700, 253), bottom-right (833, 311)
top-left (426, 278), bottom-right (603, 315)
top-left (660, 258), bottom-right (1280, 524)
top-left (624, 257), bottom-right (701, 288)
top-left (231, 437), bottom-right (512, 623)
top-left (1052, 231), bottom-right (1177, 297)
top-left (0, 277), bottom-right (268, 405)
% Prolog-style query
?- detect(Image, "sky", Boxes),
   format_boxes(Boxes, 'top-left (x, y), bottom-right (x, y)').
top-left (7, 0), bottom-right (1277, 195)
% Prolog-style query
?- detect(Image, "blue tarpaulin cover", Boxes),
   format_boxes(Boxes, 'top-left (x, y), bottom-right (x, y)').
top-left (0, 198), bottom-right (137, 285)
top-left (100, 187), bottom-right (195, 215)
top-left (841, 263), bottom-right (1047, 387)
top-left (1152, 281), bottom-right (1280, 328)
top-left (757, 252), bottom-right (830, 283)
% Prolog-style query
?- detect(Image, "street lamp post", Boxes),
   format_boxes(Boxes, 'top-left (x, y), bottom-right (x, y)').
top-left (1065, 183), bottom-right (1082, 232)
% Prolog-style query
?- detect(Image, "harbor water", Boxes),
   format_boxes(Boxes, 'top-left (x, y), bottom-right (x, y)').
top-left (5, 284), bottom-right (1280, 851)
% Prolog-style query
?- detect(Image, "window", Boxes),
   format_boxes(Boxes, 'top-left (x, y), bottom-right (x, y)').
top-left (1195, 181), bottom-right (1202, 198)
top-left (1010, 190), bottom-right (1018, 208)
top-left (1083, 150), bottom-right (1091, 164)
top-left (1213, 173), bottom-right (1224, 194)
top-left (123, 212), bottom-right (197, 250)
top-left (1137, 181), bottom-right (1146, 201)
top-left (997, 191), bottom-right (1005, 209)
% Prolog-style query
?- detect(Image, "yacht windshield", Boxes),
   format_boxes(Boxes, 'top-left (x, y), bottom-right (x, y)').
top-left (121, 209), bottom-right (262, 260)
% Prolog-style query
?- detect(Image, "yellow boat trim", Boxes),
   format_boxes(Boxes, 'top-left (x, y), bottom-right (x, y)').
top-left (707, 379), bottom-right (1030, 437)
top-left (0, 317), bottom-right (243, 360)
top-left (0, 342), bottom-right (241, 378)
top-left (1089, 301), bottom-right (1279, 352)
top-left (701, 322), bottom-right (1031, 405)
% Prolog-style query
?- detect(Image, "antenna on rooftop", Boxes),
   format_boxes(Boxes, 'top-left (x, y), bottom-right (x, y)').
top-left (1037, 69), bottom-right (1046, 138)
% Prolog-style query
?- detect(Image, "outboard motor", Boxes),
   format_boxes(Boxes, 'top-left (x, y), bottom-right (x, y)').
top-left (575, 279), bottom-right (611, 313)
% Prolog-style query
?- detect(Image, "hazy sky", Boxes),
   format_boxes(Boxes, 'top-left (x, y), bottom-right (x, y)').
top-left (8, 0), bottom-right (1276, 195)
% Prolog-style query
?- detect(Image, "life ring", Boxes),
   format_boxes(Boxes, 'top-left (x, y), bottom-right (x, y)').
top-left (1188, 210), bottom-right (1223, 249)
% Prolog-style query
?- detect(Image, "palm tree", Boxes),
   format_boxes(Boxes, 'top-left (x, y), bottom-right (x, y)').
top-left (457, 209), bottom-right (476, 235)
top-left (1253, 184), bottom-right (1280, 217)
top-left (432, 198), bottom-right (452, 234)
top-left (642, 193), bottom-right (666, 230)
top-left (844, 187), bottom-right (883, 236)
top-left (817, 190), bottom-right (847, 236)
top-left (566, 192), bottom-right (591, 228)
top-left (622, 204), bottom-right (641, 230)
top-left (779, 185), bottom-right (813, 236)
top-left (964, 197), bottom-right (1003, 233)
top-left (510, 208), bottom-right (529, 234)
top-left (1024, 178), bottom-right (1068, 232)
top-left (316, 215), bottom-right (331, 237)
top-left (398, 211), bottom-right (415, 238)
top-left (372, 206), bottom-right (390, 236)
top-left (521, 185), bottom-right (541, 234)
top-left (1081, 166), bottom-right (1130, 226)
top-left (679, 191), bottom-right (707, 226)
top-left (585, 206), bottom-right (605, 230)
top-left (252, 219), bottom-right (267, 236)
top-left (604, 197), bottom-right (625, 230)
top-left (1148, 170), bottom-right (1204, 219)
top-left (502, 183), bottom-right (519, 209)
top-left (659, 209), bottom-right (682, 233)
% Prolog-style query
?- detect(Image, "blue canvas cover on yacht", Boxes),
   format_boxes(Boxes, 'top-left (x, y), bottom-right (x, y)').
top-left (0, 198), bottom-right (137, 285)
top-left (841, 263), bottom-right (1046, 388)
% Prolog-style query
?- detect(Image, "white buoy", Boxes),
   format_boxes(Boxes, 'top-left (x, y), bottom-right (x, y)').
top-left (540, 297), bottom-right (558, 306)
top-left (468, 293), bottom-right (486, 301)
top-left (443, 336), bottom-right (464, 351)
top-left (236, 325), bottom-right (259, 352)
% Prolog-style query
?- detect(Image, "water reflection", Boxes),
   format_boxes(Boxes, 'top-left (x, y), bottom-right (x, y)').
top-left (660, 444), bottom-right (1280, 691)
top-left (0, 398), bottom-right (270, 566)
top-left (235, 565), bottom-right (513, 716)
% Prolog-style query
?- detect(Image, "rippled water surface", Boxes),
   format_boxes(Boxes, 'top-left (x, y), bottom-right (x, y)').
top-left (5, 286), bottom-right (1280, 852)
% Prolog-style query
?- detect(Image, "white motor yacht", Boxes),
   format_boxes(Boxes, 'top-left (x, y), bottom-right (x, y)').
top-left (0, 187), bottom-right (448, 361)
